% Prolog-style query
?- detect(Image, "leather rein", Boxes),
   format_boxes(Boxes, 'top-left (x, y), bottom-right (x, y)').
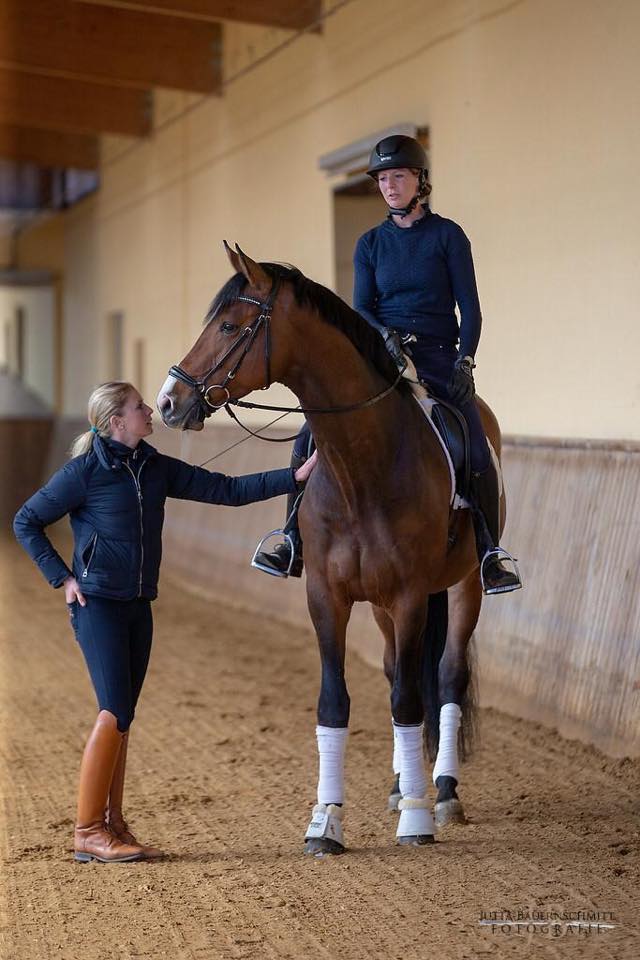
top-left (167, 275), bottom-right (403, 439)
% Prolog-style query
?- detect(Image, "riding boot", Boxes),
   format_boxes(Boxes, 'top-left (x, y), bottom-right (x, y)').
top-left (106, 732), bottom-right (165, 860)
top-left (74, 711), bottom-right (144, 863)
top-left (469, 464), bottom-right (522, 595)
top-left (253, 452), bottom-right (305, 578)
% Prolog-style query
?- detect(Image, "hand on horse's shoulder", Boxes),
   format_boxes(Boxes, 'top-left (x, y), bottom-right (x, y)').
top-left (294, 449), bottom-right (318, 485)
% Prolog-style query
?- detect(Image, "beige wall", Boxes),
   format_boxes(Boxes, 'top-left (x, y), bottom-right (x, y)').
top-left (16, 0), bottom-right (640, 438)
top-left (0, 286), bottom-right (55, 409)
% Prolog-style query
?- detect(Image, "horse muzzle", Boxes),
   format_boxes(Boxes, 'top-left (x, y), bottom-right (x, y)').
top-left (157, 375), bottom-right (207, 431)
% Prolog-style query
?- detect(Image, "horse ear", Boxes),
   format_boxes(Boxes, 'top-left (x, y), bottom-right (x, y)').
top-left (234, 243), bottom-right (270, 291)
top-left (223, 239), bottom-right (242, 274)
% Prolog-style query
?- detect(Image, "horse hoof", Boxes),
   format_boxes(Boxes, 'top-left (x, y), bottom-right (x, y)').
top-left (434, 798), bottom-right (466, 827)
top-left (396, 834), bottom-right (435, 846)
top-left (304, 837), bottom-right (346, 857)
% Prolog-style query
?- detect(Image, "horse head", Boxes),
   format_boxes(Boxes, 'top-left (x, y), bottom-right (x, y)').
top-left (157, 242), bottom-right (289, 430)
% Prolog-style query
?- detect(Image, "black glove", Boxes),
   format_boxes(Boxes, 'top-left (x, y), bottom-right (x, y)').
top-left (381, 329), bottom-right (407, 372)
top-left (448, 355), bottom-right (476, 405)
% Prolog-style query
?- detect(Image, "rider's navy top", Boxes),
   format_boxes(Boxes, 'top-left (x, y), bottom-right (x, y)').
top-left (353, 208), bottom-right (482, 358)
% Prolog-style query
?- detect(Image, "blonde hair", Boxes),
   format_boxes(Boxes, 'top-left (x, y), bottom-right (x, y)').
top-left (69, 381), bottom-right (135, 459)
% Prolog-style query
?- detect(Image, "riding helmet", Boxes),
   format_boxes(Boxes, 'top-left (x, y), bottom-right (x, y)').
top-left (367, 135), bottom-right (428, 178)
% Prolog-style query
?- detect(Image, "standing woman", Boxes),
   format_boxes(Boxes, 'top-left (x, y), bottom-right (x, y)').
top-left (13, 380), bottom-right (314, 863)
top-left (354, 134), bottom-right (521, 593)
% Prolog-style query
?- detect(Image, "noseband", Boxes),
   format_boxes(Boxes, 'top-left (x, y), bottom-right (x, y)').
top-left (168, 274), bottom-right (281, 416)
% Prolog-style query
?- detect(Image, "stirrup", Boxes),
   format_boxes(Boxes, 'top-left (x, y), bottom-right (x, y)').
top-left (251, 529), bottom-right (296, 578)
top-left (480, 548), bottom-right (522, 595)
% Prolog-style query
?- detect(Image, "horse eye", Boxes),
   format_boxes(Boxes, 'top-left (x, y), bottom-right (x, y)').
top-left (221, 321), bottom-right (238, 334)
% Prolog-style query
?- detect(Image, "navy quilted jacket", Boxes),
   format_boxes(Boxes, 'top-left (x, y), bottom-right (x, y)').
top-left (13, 435), bottom-right (297, 601)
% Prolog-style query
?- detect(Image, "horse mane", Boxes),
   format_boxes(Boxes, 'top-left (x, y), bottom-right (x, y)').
top-left (205, 262), bottom-right (409, 391)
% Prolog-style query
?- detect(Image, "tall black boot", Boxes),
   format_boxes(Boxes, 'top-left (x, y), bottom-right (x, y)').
top-left (469, 463), bottom-right (522, 595)
top-left (252, 452), bottom-right (305, 578)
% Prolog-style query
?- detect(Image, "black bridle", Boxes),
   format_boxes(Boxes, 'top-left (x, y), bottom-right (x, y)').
top-left (169, 275), bottom-right (281, 415)
top-left (167, 274), bottom-right (403, 434)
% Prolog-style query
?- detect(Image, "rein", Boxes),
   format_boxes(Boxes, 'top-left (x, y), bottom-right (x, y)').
top-left (167, 274), bottom-right (403, 441)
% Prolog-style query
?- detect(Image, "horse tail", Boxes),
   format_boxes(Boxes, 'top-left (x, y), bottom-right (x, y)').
top-left (422, 590), bottom-right (449, 761)
top-left (421, 590), bottom-right (479, 762)
top-left (457, 635), bottom-right (479, 763)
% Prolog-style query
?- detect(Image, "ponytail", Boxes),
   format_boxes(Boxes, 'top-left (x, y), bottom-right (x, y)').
top-left (68, 381), bottom-right (135, 459)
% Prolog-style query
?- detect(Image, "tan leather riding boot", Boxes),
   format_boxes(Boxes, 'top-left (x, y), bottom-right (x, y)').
top-left (106, 731), bottom-right (165, 860)
top-left (74, 711), bottom-right (144, 863)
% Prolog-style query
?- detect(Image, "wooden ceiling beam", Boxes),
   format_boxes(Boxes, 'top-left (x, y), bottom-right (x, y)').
top-left (0, 125), bottom-right (99, 169)
top-left (74, 0), bottom-right (322, 30)
top-left (0, 69), bottom-right (151, 138)
top-left (0, 0), bottom-right (222, 94)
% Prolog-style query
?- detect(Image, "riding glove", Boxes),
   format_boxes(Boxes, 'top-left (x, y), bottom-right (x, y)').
top-left (448, 355), bottom-right (476, 406)
top-left (381, 329), bottom-right (407, 372)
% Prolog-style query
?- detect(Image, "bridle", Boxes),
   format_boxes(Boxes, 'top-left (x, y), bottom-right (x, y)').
top-left (169, 274), bottom-right (281, 415)
top-left (167, 273), bottom-right (404, 433)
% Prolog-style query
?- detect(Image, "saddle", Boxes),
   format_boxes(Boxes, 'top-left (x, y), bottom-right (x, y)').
top-left (429, 397), bottom-right (471, 501)
top-left (400, 351), bottom-right (471, 506)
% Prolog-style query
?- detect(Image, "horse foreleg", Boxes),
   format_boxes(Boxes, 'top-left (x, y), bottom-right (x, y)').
top-left (391, 602), bottom-right (435, 845)
top-left (303, 583), bottom-right (351, 857)
top-left (433, 570), bottom-right (482, 826)
top-left (372, 606), bottom-right (401, 811)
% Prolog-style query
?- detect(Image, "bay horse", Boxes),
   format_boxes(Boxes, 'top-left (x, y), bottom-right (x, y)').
top-left (158, 244), bottom-right (505, 855)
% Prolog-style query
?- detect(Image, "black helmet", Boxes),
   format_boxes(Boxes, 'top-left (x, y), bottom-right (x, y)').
top-left (367, 135), bottom-right (427, 178)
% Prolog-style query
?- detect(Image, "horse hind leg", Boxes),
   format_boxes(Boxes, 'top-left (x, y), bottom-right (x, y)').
top-left (432, 571), bottom-right (482, 827)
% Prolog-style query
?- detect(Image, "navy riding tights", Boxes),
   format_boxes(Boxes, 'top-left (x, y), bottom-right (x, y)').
top-left (69, 596), bottom-right (153, 732)
top-left (293, 343), bottom-right (491, 473)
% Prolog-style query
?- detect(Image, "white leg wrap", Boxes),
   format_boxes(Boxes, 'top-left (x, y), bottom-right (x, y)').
top-left (305, 802), bottom-right (344, 847)
top-left (392, 720), bottom-right (401, 775)
top-left (396, 796), bottom-right (435, 838)
top-left (316, 725), bottom-right (348, 805)
top-left (432, 702), bottom-right (462, 784)
top-left (392, 722), bottom-right (427, 799)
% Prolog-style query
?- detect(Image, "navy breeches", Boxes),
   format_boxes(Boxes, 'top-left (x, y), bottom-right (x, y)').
top-left (293, 343), bottom-right (491, 473)
top-left (410, 341), bottom-right (491, 473)
top-left (69, 596), bottom-right (153, 732)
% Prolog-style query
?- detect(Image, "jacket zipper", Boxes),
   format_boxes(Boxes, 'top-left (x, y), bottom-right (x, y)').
top-left (81, 533), bottom-right (98, 579)
top-left (124, 459), bottom-right (147, 597)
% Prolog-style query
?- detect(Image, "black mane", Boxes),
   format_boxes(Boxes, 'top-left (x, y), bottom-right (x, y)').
top-left (205, 262), bottom-right (408, 390)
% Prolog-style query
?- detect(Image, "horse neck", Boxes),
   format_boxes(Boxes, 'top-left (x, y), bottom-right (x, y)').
top-left (284, 317), bottom-right (406, 474)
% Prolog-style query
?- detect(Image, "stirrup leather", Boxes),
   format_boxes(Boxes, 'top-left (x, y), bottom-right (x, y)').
top-left (480, 547), bottom-right (522, 595)
top-left (251, 529), bottom-right (296, 578)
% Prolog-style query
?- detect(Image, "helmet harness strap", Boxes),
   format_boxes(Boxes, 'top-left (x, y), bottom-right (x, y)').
top-left (385, 170), bottom-right (428, 219)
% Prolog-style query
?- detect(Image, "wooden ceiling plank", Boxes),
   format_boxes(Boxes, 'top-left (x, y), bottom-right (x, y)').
top-left (0, 125), bottom-right (99, 168)
top-left (0, 0), bottom-right (222, 93)
top-left (0, 68), bottom-right (151, 138)
top-left (74, 0), bottom-right (322, 30)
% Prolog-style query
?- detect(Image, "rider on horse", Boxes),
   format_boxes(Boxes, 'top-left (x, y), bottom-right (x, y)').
top-left (255, 134), bottom-right (522, 596)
